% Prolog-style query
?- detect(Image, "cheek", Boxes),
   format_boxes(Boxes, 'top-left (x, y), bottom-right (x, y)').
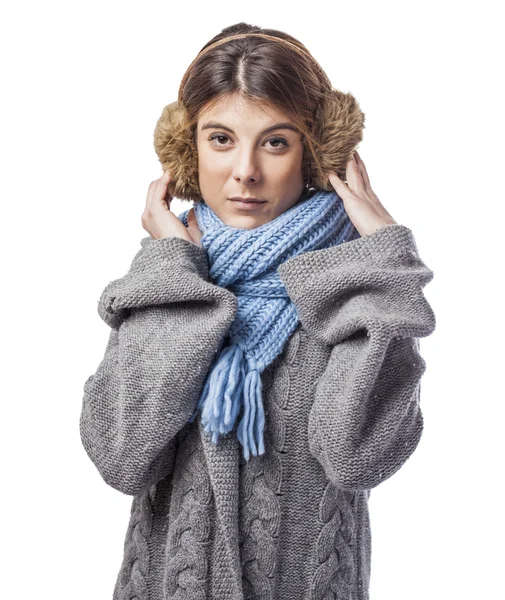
top-left (197, 145), bottom-right (208, 171)
top-left (271, 156), bottom-right (303, 181)
top-left (198, 146), bottom-right (226, 176)
top-left (273, 146), bottom-right (303, 173)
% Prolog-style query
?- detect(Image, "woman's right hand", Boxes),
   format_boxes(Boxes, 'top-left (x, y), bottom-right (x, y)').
top-left (141, 170), bottom-right (202, 246)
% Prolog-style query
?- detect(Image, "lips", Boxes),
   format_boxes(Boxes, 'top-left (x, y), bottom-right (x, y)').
top-left (229, 197), bottom-right (267, 210)
top-left (229, 198), bottom-right (266, 203)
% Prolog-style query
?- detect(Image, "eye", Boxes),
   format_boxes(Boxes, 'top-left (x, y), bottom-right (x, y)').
top-left (208, 134), bottom-right (289, 150)
top-left (209, 134), bottom-right (231, 146)
top-left (267, 137), bottom-right (289, 149)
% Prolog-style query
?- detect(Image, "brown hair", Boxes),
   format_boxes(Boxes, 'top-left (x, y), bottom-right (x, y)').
top-left (154, 22), bottom-right (365, 203)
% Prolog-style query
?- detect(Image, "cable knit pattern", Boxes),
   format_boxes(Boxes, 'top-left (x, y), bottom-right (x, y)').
top-left (79, 225), bottom-right (436, 600)
top-left (310, 484), bottom-right (357, 600)
top-left (164, 423), bottom-right (213, 599)
top-left (237, 377), bottom-right (282, 599)
top-left (113, 484), bottom-right (156, 600)
top-left (239, 326), bottom-right (301, 600)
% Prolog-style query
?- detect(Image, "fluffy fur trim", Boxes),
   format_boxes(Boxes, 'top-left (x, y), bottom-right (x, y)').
top-left (311, 88), bottom-right (365, 190)
top-left (153, 101), bottom-right (201, 202)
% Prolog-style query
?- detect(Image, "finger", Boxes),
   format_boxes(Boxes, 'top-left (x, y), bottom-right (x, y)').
top-left (162, 170), bottom-right (173, 206)
top-left (154, 170), bottom-right (173, 209)
top-left (187, 208), bottom-right (203, 243)
top-left (326, 171), bottom-right (355, 202)
top-left (346, 155), bottom-right (366, 198)
top-left (353, 151), bottom-right (373, 195)
top-left (145, 180), bottom-right (155, 209)
top-left (146, 171), bottom-right (169, 209)
top-left (188, 208), bottom-right (200, 231)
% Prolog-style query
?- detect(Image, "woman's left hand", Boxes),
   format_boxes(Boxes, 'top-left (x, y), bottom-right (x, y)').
top-left (326, 150), bottom-right (398, 237)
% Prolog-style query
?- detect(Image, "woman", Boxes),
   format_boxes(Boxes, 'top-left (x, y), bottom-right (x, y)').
top-left (80, 22), bottom-right (436, 600)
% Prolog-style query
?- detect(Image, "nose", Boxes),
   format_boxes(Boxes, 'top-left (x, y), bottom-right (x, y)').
top-left (232, 147), bottom-right (261, 184)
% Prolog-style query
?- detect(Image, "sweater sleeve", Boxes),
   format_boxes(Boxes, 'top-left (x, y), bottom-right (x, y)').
top-left (277, 224), bottom-right (436, 491)
top-left (79, 235), bottom-right (238, 496)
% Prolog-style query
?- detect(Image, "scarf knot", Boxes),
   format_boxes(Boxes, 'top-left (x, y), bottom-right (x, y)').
top-left (179, 189), bottom-right (360, 461)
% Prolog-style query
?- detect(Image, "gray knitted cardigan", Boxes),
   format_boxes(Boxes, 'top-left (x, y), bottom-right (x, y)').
top-left (80, 223), bottom-right (436, 600)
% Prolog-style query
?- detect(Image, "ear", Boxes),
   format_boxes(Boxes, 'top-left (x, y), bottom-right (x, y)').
top-left (309, 88), bottom-right (366, 191)
top-left (153, 101), bottom-right (201, 202)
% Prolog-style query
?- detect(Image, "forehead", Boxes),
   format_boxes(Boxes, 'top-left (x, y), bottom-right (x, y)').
top-left (198, 94), bottom-right (293, 129)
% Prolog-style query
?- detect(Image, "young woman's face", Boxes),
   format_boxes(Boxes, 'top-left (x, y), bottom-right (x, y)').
top-left (196, 93), bottom-right (306, 229)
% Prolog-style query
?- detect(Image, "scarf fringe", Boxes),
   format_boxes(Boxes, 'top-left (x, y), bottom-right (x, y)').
top-left (189, 343), bottom-right (266, 461)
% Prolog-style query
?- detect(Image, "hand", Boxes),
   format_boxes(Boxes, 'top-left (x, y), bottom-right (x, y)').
top-left (141, 170), bottom-right (203, 246)
top-left (326, 151), bottom-right (397, 237)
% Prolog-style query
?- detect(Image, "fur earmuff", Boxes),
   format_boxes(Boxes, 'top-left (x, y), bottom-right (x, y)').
top-left (153, 89), bottom-right (365, 202)
top-left (310, 88), bottom-right (366, 190)
top-left (153, 101), bottom-right (201, 202)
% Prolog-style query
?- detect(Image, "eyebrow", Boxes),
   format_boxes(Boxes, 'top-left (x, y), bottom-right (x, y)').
top-left (200, 121), bottom-right (300, 135)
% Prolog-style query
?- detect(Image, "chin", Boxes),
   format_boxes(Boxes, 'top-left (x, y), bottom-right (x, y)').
top-left (224, 214), bottom-right (266, 230)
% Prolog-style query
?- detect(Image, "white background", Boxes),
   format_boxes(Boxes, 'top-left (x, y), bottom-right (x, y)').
top-left (1, 1), bottom-right (503, 598)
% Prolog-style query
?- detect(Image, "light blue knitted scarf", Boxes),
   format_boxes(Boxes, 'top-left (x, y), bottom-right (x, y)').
top-left (178, 189), bottom-right (360, 461)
